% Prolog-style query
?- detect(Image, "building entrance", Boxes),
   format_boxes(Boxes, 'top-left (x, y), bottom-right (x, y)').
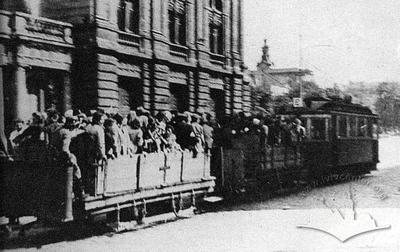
top-left (210, 88), bottom-right (225, 122)
top-left (118, 76), bottom-right (143, 116)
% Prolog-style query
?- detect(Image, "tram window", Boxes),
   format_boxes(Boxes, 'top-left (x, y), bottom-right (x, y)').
top-left (372, 122), bottom-right (379, 139)
top-left (310, 118), bottom-right (326, 140)
top-left (358, 118), bottom-right (367, 137)
top-left (367, 119), bottom-right (374, 138)
top-left (338, 116), bottom-right (347, 137)
top-left (349, 117), bottom-right (357, 137)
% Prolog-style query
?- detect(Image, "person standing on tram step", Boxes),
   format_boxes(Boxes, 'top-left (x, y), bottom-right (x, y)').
top-left (175, 113), bottom-right (194, 152)
top-left (128, 118), bottom-right (144, 154)
top-left (50, 116), bottom-right (85, 200)
top-left (280, 118), bottom-right (292, 147)
top-left (114, 113), bottom-right (130, 156)
top-left (202, 114), bottom-right (214, 155)
top-left (104, 118), bottom-right (119, 159)
top-left (13, 112), bottom-right (47, 162)
top-left (86, 112), bottom-right (107, 163)
top-left (191, 114), bottom-right (204, 158)
top-left (291, 118), bottom-right (306, 143)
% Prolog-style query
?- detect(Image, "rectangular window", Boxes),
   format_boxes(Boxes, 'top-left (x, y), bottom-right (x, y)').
top-left (372, 121), bottom-right (379, 139)
top-left (358, 117), bottom-right (368, 137)
top-left (118, 0), bottom-right (140, 34)
top-left (338, 116), bottom-right (347, 137)
top-left (209, 24), bottom-right (224, 54)
top-left (169, 0), bottom-right (186, 46)
top-left (367, 118), bottom-right (374, 138)
top-left (349, 117), bottom-right (357, 137)
top-left (210, 0), bottom-right (223, 11)
top-left (310, 118), bottom-right (326, 140)
top-left (209, 0), bottom-right (224, 54)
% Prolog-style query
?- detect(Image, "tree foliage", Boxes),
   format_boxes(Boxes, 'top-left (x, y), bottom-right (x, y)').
top-left (375, 82), bottom-right (400, 131)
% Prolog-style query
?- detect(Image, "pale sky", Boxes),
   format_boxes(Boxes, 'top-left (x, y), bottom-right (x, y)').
top-left (243, 0), bottom-right (400, 87)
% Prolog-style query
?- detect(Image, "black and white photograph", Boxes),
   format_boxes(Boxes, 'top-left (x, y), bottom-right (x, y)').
top-left (0, 0), bottom-right (400, 251)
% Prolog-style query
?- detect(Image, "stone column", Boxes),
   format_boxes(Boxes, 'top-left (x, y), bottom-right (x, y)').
top-left (203, 0), bottom-right (210, 49)
top-left (140, 0), bottom-right (152, 55)
top-left (63, 72), bottom-right (72, 112)
top-left (161, 0), bottom-right (169, 37)
top-left (187, 0), bottom-right (195, 46)
top-left (142, 63), bottom-right (152, 110)
top-left (188, 71), bottom-right (196, 112)
top-left (238, 0), bottom-right (244, 60)
top-left (224, 77), bottom-right (231, 115)
top-left (196, 0), bottom-right (204, 44)
top-left (231, 0), bottom-right (239, 54)
top-left (187, 0), bottom-right (196, 61)
top-left (153, 64), bottom-right (170, 112)
top-left (232, 77), bottom-right (243, 113)
top-left (152, 0), bottom-right (162, 33)
top-left (197, 72), bottom-right (210, 112)
top-left (223, 0), bottom-right (231, 57)
top-left (0, 65), bottom-right (4, 135)
top-left (12, 66), bottom-right (29, 121)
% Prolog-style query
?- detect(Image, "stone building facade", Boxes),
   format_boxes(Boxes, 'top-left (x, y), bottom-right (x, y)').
top-left (0, 1), bottom-right (74, 133)
top-left (0, 0), bottom-right (250, 132)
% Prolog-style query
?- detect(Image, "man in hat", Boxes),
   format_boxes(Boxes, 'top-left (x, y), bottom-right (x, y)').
top-left (51, 116), bottom-right (80, 166)
top-left (51, 116), bottom-right (85, 199)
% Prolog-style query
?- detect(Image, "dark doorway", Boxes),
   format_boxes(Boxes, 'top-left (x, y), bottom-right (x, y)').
top-left (118, 76), bottom-right (143, 116)
top-left (26, 68), bottom-right (65, 113)
top-left (169, 83), bottom-right (189, 113)
top-left (3, 67), bottom-right (13, 134)
top-left (210, 88), bottom-right (225, 122)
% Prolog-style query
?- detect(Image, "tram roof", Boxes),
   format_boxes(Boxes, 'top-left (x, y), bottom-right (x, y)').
top-left (277, 98), bottom-right (376, 116)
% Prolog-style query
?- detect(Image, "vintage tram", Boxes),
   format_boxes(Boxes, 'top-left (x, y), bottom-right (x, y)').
top-left (218, 98), bottom-right (379, 193)
top-left (1, 150), bottom-right (214, 228)
top-left (0, 98), bottom-right (379, 234)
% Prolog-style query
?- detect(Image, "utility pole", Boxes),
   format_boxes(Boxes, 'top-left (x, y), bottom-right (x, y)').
top-left (297, 10), bottom-right (304, 106)
top-left (299, 33), bottom-right (304, 100)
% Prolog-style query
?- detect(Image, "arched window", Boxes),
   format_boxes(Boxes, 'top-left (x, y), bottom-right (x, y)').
top-left (118, 0), bottom-right (140, 34)
top-left (215, 0), bottom-right (223, 11)
top-left (169, 0), bottom-right (187, 46)
top-left (210, 0), bottom-right (223, 11)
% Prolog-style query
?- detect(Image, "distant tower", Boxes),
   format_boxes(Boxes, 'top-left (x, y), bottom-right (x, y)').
top-left (258, 39), bottom-right (273, 69)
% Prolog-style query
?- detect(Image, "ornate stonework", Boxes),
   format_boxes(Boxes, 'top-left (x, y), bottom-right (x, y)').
top-left (1, 0), bottom-right (249, 128)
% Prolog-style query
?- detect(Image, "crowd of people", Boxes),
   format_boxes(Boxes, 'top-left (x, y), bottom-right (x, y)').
top-left (5, 107), bottom-right (307, 163)
top-left (2, 107), bottom-right (306, 197)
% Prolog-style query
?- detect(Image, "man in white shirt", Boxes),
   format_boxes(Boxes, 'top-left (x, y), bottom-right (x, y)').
top-left (9, 119), bottom-right (26, 158)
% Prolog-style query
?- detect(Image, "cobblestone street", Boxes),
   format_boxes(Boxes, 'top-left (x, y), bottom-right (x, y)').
top-left (5, 136), bottom-right (399, 252)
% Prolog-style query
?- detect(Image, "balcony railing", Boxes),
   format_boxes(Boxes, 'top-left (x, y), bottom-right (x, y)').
top-left (118, 30), bottom-right (141, 47)
top-left (9, 11), bottom-right (73, 44)
top-left (169, 43), bottom-right (189, 58)
top-left (210, 52), bottom-right (225, 65)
